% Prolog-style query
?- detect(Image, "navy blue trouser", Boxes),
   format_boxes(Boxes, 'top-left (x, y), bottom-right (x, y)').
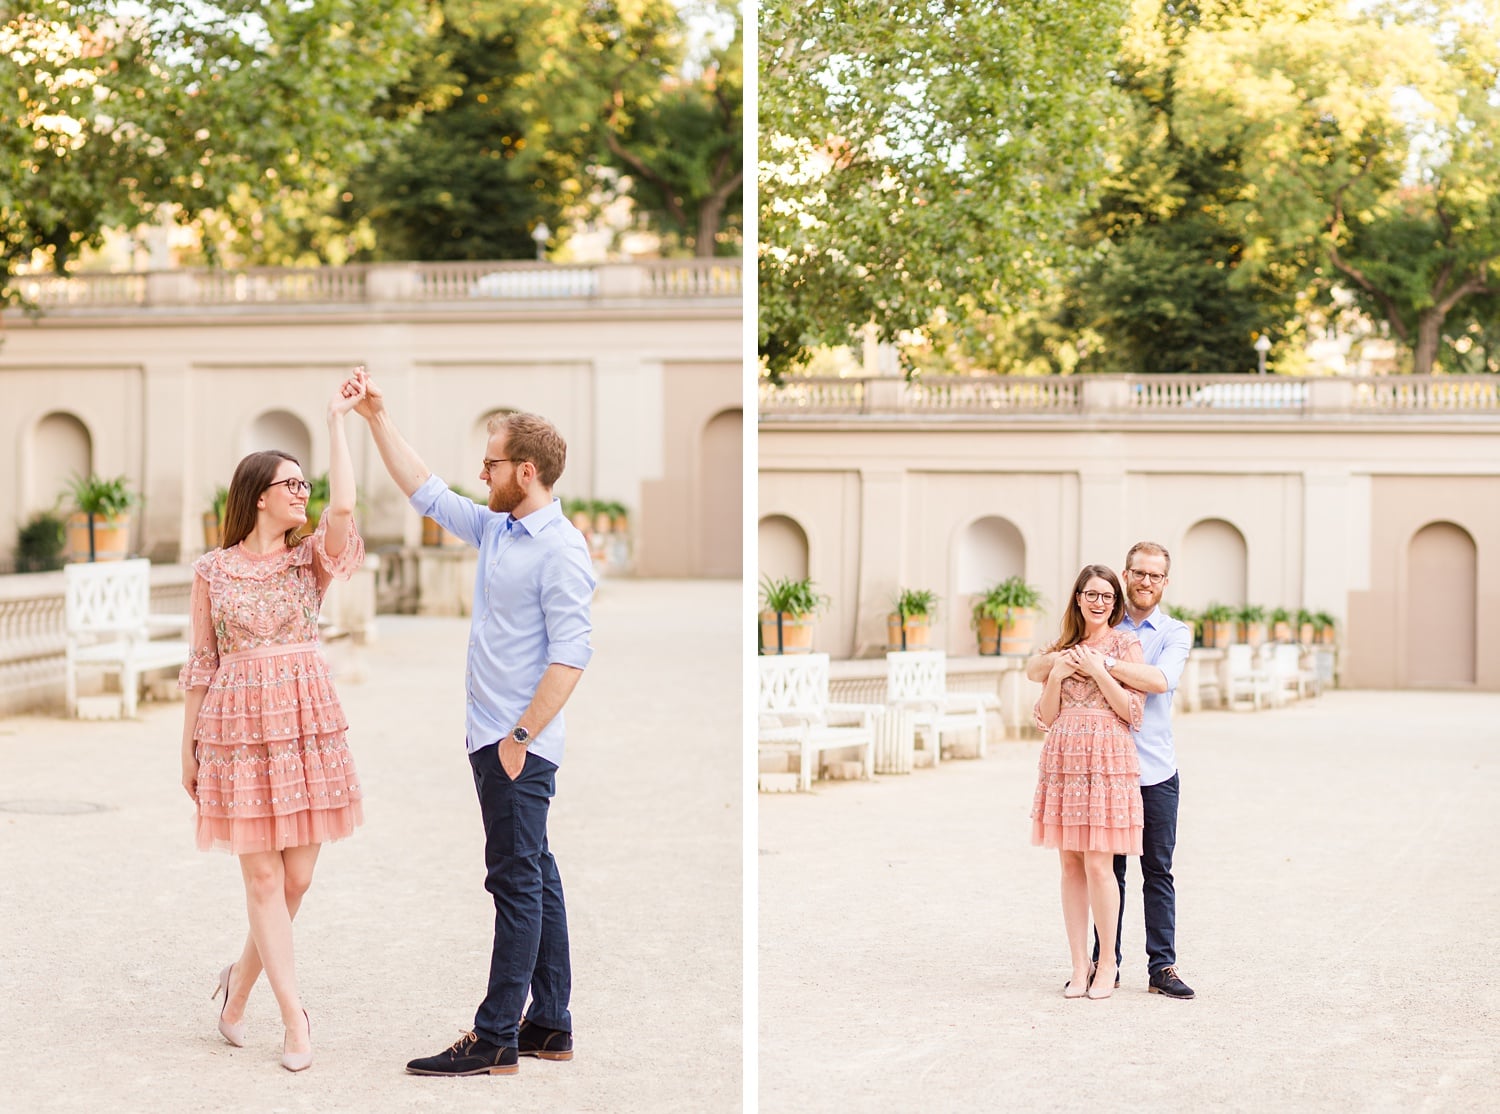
top-left (1096, 772), bottom-right (1180, 973)
top-left (468, 744), bottom-right (572, 1047)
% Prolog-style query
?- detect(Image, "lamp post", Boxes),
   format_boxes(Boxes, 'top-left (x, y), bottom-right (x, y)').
top-left (531, 221), bottom-right (551, 262)
top-left (1254, 333), bottom-right (1271, 375)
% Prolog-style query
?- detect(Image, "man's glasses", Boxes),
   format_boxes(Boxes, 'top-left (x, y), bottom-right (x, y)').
top-left (1078, 590), bottom-right (1115, 605)
top-left (1126, 569), bottom-right (1167, 586)
top-left (482, 458), bottom-right (516, 472)
top-left (266, 478), bottom-right (312, 496)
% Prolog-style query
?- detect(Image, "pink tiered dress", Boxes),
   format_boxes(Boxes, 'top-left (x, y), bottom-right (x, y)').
top-left (1030, 629), bottom-right (1146, 855)
top-left (179, 518), bottom-right (365, 854)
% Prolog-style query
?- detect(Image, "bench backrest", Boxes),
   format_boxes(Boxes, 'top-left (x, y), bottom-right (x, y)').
top-left (758, 653), bottom-right (832, 716)
top-left (63, 559), bottom-right (151, 638)
top-left (886, 650), bottom-right (947, 704)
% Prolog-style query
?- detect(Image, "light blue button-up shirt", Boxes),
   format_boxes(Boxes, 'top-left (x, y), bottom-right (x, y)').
top-left (410, 476), bottom-right (595, 768)
top-left (1118, 606), bottom-right (1192, 787)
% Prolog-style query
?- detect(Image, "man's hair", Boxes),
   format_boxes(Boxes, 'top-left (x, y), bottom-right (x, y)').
top-left (486, 411), bottom-right (567, 488)
top-left (1125, 540), bottom-right (1172, 575)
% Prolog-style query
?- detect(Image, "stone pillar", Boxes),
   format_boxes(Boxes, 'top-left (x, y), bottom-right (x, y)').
top-left (1306, 377), bottom-right (1356, 415)
top-left (141, 358), bottom-right (193, 561)
top-left (1079, 376), bottom-right (1131, 414)
top-left (596, 264), bottom-right (648, 298)
top-left (365, 265), bottom-right (421, 302)
top-left (854, 466), bottom-right (907, 656)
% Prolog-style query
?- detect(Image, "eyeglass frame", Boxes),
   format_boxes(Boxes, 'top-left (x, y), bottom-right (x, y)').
top-left (481, 457), bottom-right (522, 472)
top-left (1125, 568), bottom-right (1168, 586)
top-left (1077, 589), bottom-right (1116, 605)
top-left (265, 478), bottom-right (313, 496)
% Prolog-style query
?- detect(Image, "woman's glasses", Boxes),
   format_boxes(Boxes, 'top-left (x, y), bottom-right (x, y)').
top-left (266, 478), bottom-right (313, 496)
top-left (1078, 590), bottom-right (1115, 605)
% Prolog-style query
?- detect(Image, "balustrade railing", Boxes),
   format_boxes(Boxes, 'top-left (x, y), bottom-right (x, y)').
top-left (758, 377), bottom-right (866, 413)
top-left (1129, 376), bottom-right (1308, 411)
top-left (4, 259), bottom-right (740, 312)
top-left (906, 376), bottom-right (1079, 411)
top-left (1352, 377), bottom-right (1500, 411)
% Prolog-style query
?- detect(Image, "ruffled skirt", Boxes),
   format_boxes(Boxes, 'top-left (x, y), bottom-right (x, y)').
top-left (1030, 708), bottom-right (1143, 855)
top-left (193, 643), bottom-right (363, 854)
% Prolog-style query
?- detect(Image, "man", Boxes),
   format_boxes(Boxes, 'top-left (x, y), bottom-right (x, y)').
top-left (348, 369), bottom-right (595, 1074)
top-left (1026, 542), bottom-right (1195, 999)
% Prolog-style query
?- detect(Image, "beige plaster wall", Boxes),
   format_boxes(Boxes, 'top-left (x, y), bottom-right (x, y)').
top-left (1, 300), bottom-right (739, 578)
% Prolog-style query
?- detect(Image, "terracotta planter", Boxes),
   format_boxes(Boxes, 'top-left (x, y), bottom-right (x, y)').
top-left (1238, 621), bottom-right (1267, 648)
top-left (570, 511), bottom-right (593, 534)
top-left (1299, 622), bottom-right (1315, 644)
top-left (886, 613), bottom-right (932, 650)
top-left (1202, 621), bottom-right (1234, 649)
top-left (999, 608), bottom-right (1037, 655)
top-left (594, 511), bottom-right (613, 535)
top-left (422, 517), bottom-right (465, 547)
top-left (1272, 621), bottom-right (1292, 643)
top-left (64, 512), bottom-right (131, 562)
top-left (759, 610), bottom-right (814, 654)
top-left (1317, 626), bottom-right (1336, 645)
top-left (202, 511), bottom-right (223, 550)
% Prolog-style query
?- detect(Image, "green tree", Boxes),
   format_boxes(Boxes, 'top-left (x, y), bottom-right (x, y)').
top-left (1171, 0), bottom-right (1500, 375)
top-left (0, 0), bottom-right (423, 292)
top-left (758, 0), bottom-right (1130, 375)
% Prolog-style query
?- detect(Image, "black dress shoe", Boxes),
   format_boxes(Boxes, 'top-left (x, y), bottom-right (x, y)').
top-left (1149, 966), bottom-right (1196, 999)
top-left (518, 1019), bottom-right (574, 1061)
top-left (405, 1031), bottom-right (519, 1076)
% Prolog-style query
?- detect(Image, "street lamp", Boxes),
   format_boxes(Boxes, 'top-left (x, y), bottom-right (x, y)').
top-left (531, 221), bottom-right (551, 262)
top-left (1254, 333), bottom-right (1272, 375)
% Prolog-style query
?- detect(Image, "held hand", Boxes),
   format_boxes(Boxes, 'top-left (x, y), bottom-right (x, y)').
top-left (1070, 644), bottom-right (1106, 680)
top-left (1049, 653), bottom-right (1079, 682)
top-left (330, 371), bottom-right (366, 419)
top-left (352, 368), bottom-right (385, 420)
top-left (182, 755), bottom-right (199, 801)
top-left (499, 737), bottom-right (528, 780)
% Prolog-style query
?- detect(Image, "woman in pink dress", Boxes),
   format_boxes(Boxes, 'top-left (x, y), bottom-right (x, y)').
top-left (178, 378), bottom-right (367, 1071)
top-left (1031, 564), bottom-right (1145, 1001)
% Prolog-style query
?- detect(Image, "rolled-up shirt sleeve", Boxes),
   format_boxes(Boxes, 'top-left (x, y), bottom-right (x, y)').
top-left (542, 541), bottom-right (595, 670)
top-left (1156, 623), bottom-right (1192, 694)
top-left (410, 474), bottom-right (489, 549)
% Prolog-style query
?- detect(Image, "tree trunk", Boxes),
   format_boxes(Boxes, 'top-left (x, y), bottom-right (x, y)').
top-left (1413, 311), bottom-right (1443, 376)
top-left (696, 196), bottom-right (725, 258)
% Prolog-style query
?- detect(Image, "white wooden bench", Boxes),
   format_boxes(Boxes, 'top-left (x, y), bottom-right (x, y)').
top-left (885, 650), bottom-right (988, 762)
top-left (64, 559), bottom-right (190, 718)
top-left (758, 653), bottom-right (881, 791)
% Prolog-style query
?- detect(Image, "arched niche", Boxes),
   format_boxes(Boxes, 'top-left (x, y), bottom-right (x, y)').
top-left (242, 409), bottom-right (312, 467)
top-left (758, 514), bottom-right (809, 583)
top-left (1407, 521), bottom-right (1476, 686)
top-left (1178, 518), bottom-right (1248, 610)
top-left (956, 515), bottom-right (1026, 596)
top-left (32, 411), bottom-right (92, 511)
top-left (699, 408), bottom-right (742, 578)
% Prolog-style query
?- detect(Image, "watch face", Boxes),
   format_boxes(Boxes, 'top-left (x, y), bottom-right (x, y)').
top-left (511, 727), bottom-right (529, 744)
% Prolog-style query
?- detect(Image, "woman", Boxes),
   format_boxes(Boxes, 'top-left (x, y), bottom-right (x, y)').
top-left (1030, 564), bottom-right (1145, 1001)
top-left (178, 379), bottom-right (367, 1071)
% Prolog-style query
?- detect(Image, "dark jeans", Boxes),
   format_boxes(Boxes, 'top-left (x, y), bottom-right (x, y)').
top-left (1095, 772), bottom-right (1180, 973)
top-left (468, 744), bottom-right (571, 1047)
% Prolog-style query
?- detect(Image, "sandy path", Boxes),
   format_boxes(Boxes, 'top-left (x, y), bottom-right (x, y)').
top-left (759, 690), bottom-right (1500, 1112)
top-left (0, 579), bottom-right (741, 1113)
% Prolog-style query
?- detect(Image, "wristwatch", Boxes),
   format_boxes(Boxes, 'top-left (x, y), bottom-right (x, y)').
top-left (509, 726), bottom-right (530, 747)
top-left (1103, 655), bottom-right (1117, 672)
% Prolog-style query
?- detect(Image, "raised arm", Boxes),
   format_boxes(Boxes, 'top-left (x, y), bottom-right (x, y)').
top-left (345, 368), bottom-right (431, 497)
top-left (322, 376), bottom-right (363, 560)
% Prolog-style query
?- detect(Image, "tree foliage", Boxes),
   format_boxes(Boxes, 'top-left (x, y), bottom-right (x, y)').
top-left (0, 0), bottom-right (424, 290)
top-left (758, 0), bottom-right (1131, 374)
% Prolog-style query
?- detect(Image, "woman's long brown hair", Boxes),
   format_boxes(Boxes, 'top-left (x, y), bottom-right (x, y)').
top-left (1045, 564), bottom-right (1126, 652)
top-left (220, 450), bottom-right (301, 550)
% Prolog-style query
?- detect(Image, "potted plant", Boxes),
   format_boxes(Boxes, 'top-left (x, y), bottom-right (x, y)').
top-left (1236, 604), bottom-right (1268, 647)
top-left (1296, 608), bottom-right (1317, 644)
top-left (1166, 604), bottom-right (1201, 648)
top-left (759, 574), bottom-right (827, 654)
top-left (972, 575), bottom-right (1043, 655)
top-left (605, 500), bottom-right (629, 534)
top-left (1200, 603), bottom-right (1236, 648)
top-left (1313, 610), bottom-right (1337, 645)
top-left (887, 588), bottom-right (937, 650)
top-left (203, 485), bottom-right (230, 549)
top-left (64, 473), bottom-right (137, 561)
top-left (564, 497), bottom-right (593, 534)
top-left (1269, 606), bottom-right (1292, 643)
top-left (13, 509), bottom-right (67, 573)
top-left (592, 499), bottom-right (615, 536)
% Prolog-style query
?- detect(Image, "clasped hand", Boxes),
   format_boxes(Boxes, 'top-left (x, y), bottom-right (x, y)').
top-left (330, 365), bottom-right (368, 418)
top-left (1050, 644), bottom-right (1107, 681)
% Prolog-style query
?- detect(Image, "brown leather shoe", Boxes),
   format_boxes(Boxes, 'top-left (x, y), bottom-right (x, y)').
top-left (1149, 966), bottom-right (1195, 999)
top-left (517, 1019), bottom-right (573, 1061)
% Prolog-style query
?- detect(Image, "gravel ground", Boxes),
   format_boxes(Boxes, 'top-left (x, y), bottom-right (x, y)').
top-left (0, 579), bottom-right (742, 1114)
top-left (759, 689), bottom-right (1500, 1113)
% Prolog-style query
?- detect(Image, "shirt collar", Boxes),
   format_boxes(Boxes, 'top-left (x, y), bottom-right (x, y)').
top-left (1124, 605), bottom-right (1165, 631)
top-left (506, 496), bottom-right (563, 537)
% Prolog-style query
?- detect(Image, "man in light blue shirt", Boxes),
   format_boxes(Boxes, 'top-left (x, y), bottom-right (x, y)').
top-left (346, 370), bottom-right (595, 1075)
top-left (1027, 541), bottom-right (1195, 999)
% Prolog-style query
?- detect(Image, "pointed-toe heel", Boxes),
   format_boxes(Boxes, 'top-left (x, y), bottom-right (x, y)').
top-left (212, 964), bottom-right (246, 1048)
top-left (281, 1010), bottom-right (312, 1073)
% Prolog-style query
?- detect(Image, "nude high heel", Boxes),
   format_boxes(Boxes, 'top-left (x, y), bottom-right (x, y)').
top-left (281, 1010), bottom-right (312, 1073)
top-left (212, 964), bottom-right (246, 1047)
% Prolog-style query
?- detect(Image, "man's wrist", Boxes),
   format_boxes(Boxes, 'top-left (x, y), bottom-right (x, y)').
top-left (508, 726), bottom-right (531, 747)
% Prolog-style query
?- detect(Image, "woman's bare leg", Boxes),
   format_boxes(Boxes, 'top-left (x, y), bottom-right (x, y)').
top-left (221, 844), bottom-right (321, 1027)
top-left (1084, 850), bottom-right (1121, 995)
top-left (1059, 850), bottom-right (1091, 990)
top-left (238, 847), bottom-right (319, 1052)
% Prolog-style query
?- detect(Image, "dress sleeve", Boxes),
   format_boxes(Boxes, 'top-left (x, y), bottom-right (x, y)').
top-left (177, 562), bottom-right (220, 690)
top-left (303, 516), bottom-right (365, 594)
top-left (1117, 632), bottom-right (1146, 730)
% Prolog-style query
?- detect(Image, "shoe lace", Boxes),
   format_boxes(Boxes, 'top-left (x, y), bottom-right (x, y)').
top-left (1159, 966), bottom-right (1178, 981)
top-left (448, 1031), bottom-right (478, 1055)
